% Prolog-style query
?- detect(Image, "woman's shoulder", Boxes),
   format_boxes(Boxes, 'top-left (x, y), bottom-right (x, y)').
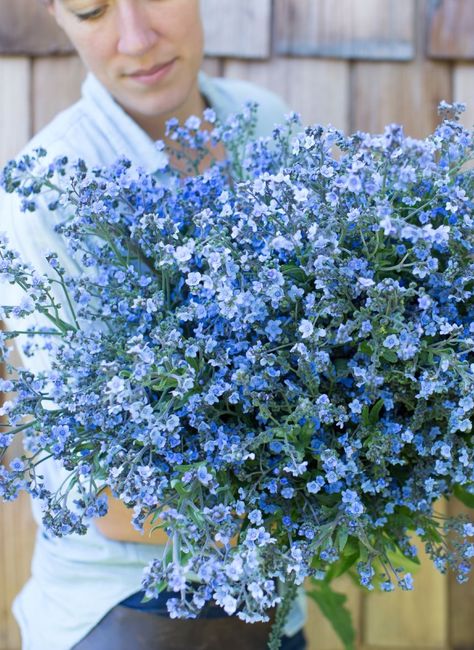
top-left (19, 99), bottom-right (91, 164)
top-left (200, 73), bottom-right (289, 138)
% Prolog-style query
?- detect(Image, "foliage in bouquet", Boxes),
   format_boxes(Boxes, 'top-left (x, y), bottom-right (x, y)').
top-left (1, 101), bottom-right (474, 648)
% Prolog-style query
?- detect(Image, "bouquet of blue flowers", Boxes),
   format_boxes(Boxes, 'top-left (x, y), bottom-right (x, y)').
top-left (1, 101), bottom-right (473, 649)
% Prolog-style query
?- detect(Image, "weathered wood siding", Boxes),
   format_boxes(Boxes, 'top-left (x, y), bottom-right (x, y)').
top-left (1, 1), bottom-right (473, 649)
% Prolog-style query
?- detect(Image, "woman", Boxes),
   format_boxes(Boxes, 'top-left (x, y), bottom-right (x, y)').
top-left (2, 1), bottom-right (308, 648)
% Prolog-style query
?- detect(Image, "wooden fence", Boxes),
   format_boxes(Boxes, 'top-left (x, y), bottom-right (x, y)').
top-left (1, 1), bottom-right (473, 649)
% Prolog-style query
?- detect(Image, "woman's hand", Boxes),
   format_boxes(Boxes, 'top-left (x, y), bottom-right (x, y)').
top-left (93, 487), bottom-right (169, 545)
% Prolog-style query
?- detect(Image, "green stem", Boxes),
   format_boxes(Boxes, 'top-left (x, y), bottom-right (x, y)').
top-left (267, 580), bottom-right (298, 650)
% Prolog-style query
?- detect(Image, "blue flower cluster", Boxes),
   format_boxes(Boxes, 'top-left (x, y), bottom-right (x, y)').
top-left (0, 101), bottom-right (473, 626)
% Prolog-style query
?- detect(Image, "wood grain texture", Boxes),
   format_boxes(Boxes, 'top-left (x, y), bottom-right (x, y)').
top-left (0, 495), bottom-right (36, 650)
top-left (0, 0), bottom-right (270, 59)
top-left (427, 0), bottom-right (474, 60)
top-left (274, 0), bottom-right (415, 60)
top-left (305, 576), bottom-right (362, 650)
top-left (351, 60), bottom-right (451, 137)
top-left (33, 56), bottom-right (86, 133)
top-left (1, 345), bottom-right (36, 650)
top-left (201, 57), bottom-right (223, 79)
top-left (0, 58), bottom-right (30, 164)
top-left (363, 501), bottom-right (449, 648)
top-left (223, 58), bottom-right (350, 131)
top-left (0, 58), bottom-right (36, 650)
top-left (453, 63), bottom-right (474, 129)
top-left (0, 0), bottom-right (73, 56)
top-left (201, 0), bottom-right (272, 59)
top-left (447, 498), bottom-right (474, 650)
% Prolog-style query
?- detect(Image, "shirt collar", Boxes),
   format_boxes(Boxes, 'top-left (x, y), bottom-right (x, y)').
top-left (81, 71), bottom-right (221, 175)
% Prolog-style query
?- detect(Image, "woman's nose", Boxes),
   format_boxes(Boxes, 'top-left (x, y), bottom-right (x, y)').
top-left (116, 4), bottom-right (159, 56)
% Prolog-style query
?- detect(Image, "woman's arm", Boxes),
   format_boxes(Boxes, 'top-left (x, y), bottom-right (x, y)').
top-left (93, 487), bottom-right (169, 545)
top-left (94, 489), bottom-right (241, 547)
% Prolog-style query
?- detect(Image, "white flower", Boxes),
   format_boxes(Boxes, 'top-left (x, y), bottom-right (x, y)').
top-left (293, 187), bottom-right (309, 203)
top-left (0, 400), bottom-right (14, 417)
top-left (380, 215), bottom-right (396, 236)
top-left (270, 235), bottom-right (294, 252)
top-left (185, 115), bottom-right (201, 130)
top-left (222, 595), bottom-right (238, 615)
top-left (174, 243), bottom-right (194, 263)
top-left (106, 376), bottom-right (125, 394)
top-left (358, 277), bottom-right (375, 288)
top-left (298, 319), bottom-right (314, 339)
top-left (422, 223), bottom-right (450, 245)
top-left (186, 271), bottom-right (202, 287)
top-left (418, 294), bottom-right (431, 310)
top-left (446, 201), bottom-right (458, 213)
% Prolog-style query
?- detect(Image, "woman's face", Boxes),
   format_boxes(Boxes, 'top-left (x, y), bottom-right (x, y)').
top-left (49, 0), bottom-right (205, 133)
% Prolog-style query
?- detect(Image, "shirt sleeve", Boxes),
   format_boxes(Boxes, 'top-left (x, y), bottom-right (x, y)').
top-left (0, 181), bottom-right (81, 374)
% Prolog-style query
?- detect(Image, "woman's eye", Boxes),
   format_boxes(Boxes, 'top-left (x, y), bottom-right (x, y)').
top-left (75, 7), bottom-right (106, 21)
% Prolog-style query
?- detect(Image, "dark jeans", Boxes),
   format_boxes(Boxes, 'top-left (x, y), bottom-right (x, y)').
top-left (72, 590), bottom-right (307, 650)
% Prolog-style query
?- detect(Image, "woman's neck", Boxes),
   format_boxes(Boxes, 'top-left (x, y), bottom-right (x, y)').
top-left (125, 84), bottom-right (208, 144)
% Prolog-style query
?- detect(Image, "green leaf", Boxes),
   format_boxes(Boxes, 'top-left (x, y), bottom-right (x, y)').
top-left (372, 548), bottom-right (421, 583)
top-left (170, 480), bottom-right (191, 497)
top-left (361, 405), bottom-right (370, 426)
top-left (337, 529), bottom-right (349, 553)
top-left (453, 484), bottom-right (474, 508)
top-left (281, 264), bottom-right (307, 283)
top-left (369, 398), bottom-right (385, 425)
top-left (151, 377), bottom-right (178, 391)
top-left (141, 580), bottom-right (167, 601)
top-left (185, 355), bottom-right (200, 372)
top-left (381, 349), bottom-right (398, 363)
top-left (188, 507), bottom-right (206, 527)
top-left (307, 581), bottom-right (356, 650)
top-left (325, 549), bottom-right (360, 583)
top-left (359, 341), bottom-right (373, 356)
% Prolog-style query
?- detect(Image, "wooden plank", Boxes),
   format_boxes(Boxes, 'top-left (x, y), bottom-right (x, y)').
top-left (32, 56), bottom-right (86, 133)
top-left (274, 0), bottom-right (415, 60)
top-left (0, 495), bottom-right (36, 650)
top-left (0, 344), bottom-right (36, 650)
top-left (201, 57), bottom-right (223, 79)
top-left (0, 0), bottom-right (269, 59)
top-left (363, 501), bottom-right (448, 648)
top-left (447, 497), bottom-right (474, 650)
top-left (427, 0), bottom-right (474, 60)
top-left (305, 576), bottom-right (362, 650)
top-left (453, 64), bottom-right (474, 130)
top-left (0, 56), bottom-right (34, 650)
top-left (0, 0), bottom-right (73, 56)
top-left (0, 57), bottom-right (31, 164)
top-left (223, 58), bottom-right (350, 132)
top-left (201, 0), bottom-right (272, 59)
top-left (351, 60), bottom-right (451, 138)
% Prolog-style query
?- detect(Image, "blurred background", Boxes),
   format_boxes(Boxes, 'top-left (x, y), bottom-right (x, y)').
top-left (0, 1), bottom-right (473, 649)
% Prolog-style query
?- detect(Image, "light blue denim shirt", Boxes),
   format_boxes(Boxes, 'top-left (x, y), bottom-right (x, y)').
top-left (1, 71), bottom-right (307, 649)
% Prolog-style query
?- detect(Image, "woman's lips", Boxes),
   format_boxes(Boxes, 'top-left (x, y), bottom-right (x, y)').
top-left (127, 59), bottom-right (176, 85)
